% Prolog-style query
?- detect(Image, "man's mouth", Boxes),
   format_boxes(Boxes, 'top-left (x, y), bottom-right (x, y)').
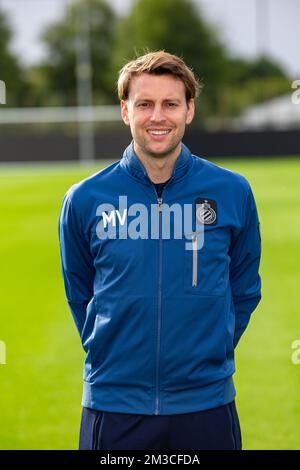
top-left (147, 129), bottom-right (171, 135)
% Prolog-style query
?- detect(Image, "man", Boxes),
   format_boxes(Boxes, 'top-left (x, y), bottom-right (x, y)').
top-left (58, 51), bottom-right (261, 450)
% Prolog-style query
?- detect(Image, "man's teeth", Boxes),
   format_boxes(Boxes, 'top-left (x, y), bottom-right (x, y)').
top-left (148, 130), bottom-right (170, 135)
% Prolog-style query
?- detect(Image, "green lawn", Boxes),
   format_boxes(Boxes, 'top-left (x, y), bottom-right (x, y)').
top-left (0, 158), bottom-right (300, 449)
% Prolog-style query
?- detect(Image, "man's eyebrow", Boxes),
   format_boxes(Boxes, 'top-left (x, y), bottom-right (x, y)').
top-left (135, 97), bottom-right (182, 103)
top-left (135, 98), bottom-right (152, 102)
top-left (164, 98), bottom-right (181, 102)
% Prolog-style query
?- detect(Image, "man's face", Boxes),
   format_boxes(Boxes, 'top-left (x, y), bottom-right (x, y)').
top-left (121, 73), bottom-right (195, 160)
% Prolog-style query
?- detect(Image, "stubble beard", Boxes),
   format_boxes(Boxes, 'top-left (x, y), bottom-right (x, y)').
top-left (136, 132), bottom-right (183, 160)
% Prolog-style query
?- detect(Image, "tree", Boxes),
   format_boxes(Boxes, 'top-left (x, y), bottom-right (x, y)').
top-left (214, 55), bottom-right (289, 120)
top-left (248, 55), bottom-right (286, 80)
top-left (0, 9), bottom-right (28, 106)
top-left (112, 0), bottom-right (230, 117)
top-left (36, 0), bottom-right (117, 106)
top-left (228, 55), bottom-right (286, 84)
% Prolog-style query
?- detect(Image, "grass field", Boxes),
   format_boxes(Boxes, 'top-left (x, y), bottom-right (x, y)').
top-left (0, 157), bottom-right (300, 450)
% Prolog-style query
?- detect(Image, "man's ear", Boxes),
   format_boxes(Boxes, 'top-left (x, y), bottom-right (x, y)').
top-left (186, 99), bottom-right (195, 125)
top-left (121, 100), bottom-right (130, 126)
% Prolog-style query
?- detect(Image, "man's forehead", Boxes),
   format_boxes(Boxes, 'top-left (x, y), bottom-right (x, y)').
top-left (129, 73), bottom-right (185, 100)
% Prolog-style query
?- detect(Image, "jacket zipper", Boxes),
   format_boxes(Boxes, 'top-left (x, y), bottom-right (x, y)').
top-left (150, 180), bottom-right (172, 415)
top-left (155, 195), bottom-right (163, 415)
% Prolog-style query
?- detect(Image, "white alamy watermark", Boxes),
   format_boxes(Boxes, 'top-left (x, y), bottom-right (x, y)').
top-left (0, 80), bottom-right (6, 104)
top-left (291, 340), bottom-right (300, 365)
top-left (94, 196), bottom-right (215, 250)
top-left (0, 340), bottom-right (6, 365)
top-left (291, 80), bottom-right (300, 105)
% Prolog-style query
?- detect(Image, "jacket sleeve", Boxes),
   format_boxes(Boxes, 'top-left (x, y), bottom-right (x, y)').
top-left (229, 183), bottom-right (262, 348)
top-left (58, 192), bottom-right (95, 337)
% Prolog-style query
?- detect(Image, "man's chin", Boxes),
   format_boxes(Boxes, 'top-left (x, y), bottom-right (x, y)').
top-left (144, 143), bottom-right (181, 159)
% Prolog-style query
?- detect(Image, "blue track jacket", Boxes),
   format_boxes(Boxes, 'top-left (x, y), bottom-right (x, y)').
top-left (58, 142), bottom-right (262, 415)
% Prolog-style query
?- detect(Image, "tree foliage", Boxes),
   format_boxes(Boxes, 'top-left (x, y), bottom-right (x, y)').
top-left (0, 9), bottom-right (28, 106)
top-left (37, 0), bottom-right (117, 105)
top-left (0, 0), bottom-right (290, 121)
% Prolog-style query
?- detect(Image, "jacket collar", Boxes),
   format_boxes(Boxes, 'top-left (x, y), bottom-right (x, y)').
top-left (120, 140), bottom-right (193, 184)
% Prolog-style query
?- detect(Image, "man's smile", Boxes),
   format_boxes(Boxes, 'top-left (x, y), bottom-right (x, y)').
top-left (146, 129), bottom-right (173, 141)
top-left (147, 129), bottom-right (172, 135)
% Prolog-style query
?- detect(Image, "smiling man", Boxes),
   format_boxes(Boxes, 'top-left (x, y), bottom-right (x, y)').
top-left (120, 71), bottom-right (194, 183)
top-left (58, 51), bottom-right (262, 450)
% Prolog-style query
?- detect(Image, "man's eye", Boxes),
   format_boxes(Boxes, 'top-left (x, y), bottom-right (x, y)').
top-left (167, 103), bottom-right (177, 107)
top-left (138, 103), bottom-right (150, 108)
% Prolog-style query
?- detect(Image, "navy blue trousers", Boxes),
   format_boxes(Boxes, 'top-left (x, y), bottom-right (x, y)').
top-left (78, 401), bottom-right (242, 450)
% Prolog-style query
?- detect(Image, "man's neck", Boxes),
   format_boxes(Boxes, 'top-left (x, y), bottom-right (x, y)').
top-left (133, 143), bottom-right (182, 183)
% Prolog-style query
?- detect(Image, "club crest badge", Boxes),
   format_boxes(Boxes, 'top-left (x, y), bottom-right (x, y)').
top-left (196, 198), bottom-right (217, 225)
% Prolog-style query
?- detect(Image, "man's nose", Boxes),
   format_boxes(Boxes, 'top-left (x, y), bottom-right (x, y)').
top-left (150, 105), bottom-right (166, 122)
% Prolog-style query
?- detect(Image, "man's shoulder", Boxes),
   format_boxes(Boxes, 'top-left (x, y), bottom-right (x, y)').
top-left (64, 160), bottom-right (121, 204)
top-left (191, 154), bottom-right (251, 192)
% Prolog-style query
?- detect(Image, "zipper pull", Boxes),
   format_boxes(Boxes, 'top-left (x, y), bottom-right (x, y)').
top-left (192, 232), bottom-right (198, 287)
top-left (157, 197), bottom-right (163, 211)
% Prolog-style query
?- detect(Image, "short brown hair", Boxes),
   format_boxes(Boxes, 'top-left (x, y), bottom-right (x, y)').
top-left (117, 50), bottom-right (201, 102)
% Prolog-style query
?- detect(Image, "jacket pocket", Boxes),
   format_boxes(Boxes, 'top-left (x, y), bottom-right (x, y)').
top-left (89, 309), bottom-right (107, 370)
top-left (184, 229), bottom-right (229, 295)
